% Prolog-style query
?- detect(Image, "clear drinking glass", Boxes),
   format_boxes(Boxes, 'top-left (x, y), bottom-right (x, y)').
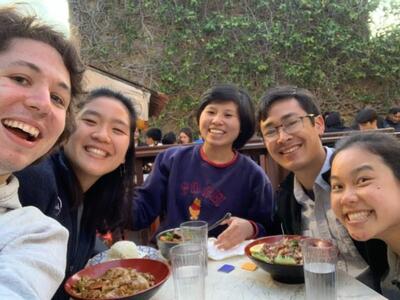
top-left (170, 243), bottom-right (206, 300)
top-left (301, 238), bottom-right (338, 300)
top-left (180, 220), bottom-right (208, 274)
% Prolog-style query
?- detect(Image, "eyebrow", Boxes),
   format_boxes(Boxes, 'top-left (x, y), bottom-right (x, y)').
top-left (331, 164), bottom-right (374, 181)
top-left (262, 112), bottom-right (297, 128)
top-left (9, 60), bottom-right (71, 92)
top-left (82, 110), bottom-right (130, 128)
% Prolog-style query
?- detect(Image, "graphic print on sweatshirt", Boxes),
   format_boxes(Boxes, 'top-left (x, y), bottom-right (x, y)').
top-left (189, 198), bottom-right (201, 220)
top-left (181, 181), bottom-right (227, 220)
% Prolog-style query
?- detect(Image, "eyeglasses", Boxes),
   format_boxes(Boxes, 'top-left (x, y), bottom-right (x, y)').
top-left (262, 114), bottom-right (315, 141)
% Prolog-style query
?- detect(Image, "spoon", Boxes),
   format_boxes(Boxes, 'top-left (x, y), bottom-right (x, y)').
top-left (208, 212), bottom-right (232, 232)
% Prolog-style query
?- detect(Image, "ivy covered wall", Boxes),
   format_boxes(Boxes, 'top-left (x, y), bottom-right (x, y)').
top-left (70, 0), bottom-right (400, 131)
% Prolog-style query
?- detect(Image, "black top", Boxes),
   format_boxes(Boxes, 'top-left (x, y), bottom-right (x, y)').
top-left (16, 150), bottom-right (98, 300)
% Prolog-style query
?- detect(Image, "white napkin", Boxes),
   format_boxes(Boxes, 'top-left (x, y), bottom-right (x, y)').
top-left (207, 237), bottom-right (253, 260)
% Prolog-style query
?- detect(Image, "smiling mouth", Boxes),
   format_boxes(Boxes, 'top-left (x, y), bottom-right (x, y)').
top-left (280, 145), bottom-right (300, 155)
top-left (2, 119), bottom-right (40, 142)
top-left (85, 146), bottom-right (108, 157)
top-left (209, 129), bottom-right (225, 135)
top-left (346, 210), bottom-right (372, 222)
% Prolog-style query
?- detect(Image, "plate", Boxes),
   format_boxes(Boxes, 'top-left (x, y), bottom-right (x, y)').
top-left (87, 245), bottom-right (163, 266)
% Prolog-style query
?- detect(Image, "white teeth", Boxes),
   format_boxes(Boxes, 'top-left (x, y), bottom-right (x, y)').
top-left (209, 129), bottom-right (224, 134)
top-left (86, 146), bottom-right (107, 157)
top-left (3, 119), bottom-right (40, 138)
top-left (281, 146), bottom-right (300, 154)
top-left (347, 211), bottom-right (371, 221)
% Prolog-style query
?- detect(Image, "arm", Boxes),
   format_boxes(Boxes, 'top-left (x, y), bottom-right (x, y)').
top-left (130, 150), bottom-right (171, 230)
top-left (0, 207), bottom-right (68, 300)
top-left (215, 165), bottom-right (275, 249)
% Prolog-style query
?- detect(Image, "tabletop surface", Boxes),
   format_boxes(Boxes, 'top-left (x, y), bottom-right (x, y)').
top-left (150, 255), bottom-right (387, 300)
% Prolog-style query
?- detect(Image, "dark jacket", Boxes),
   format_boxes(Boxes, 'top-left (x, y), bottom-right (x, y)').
top-left (273, 172), bottom-right (388, 293)
top-left (384, 119), bottom-right (400, 132)
top-left (16, 151), bottom-right (97, 300)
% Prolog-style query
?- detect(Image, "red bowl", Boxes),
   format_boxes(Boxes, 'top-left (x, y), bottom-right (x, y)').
top-left (65, 258), bottom-right (170, 300)
top-left (245, 235), bottom-right (305, 284)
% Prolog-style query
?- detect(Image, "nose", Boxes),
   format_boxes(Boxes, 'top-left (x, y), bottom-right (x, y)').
top-left (340, 187), bottom-right (358, 205)
top-left (276, 126), bottom-right (292, 144)
top-left (24, 87), bottom-right (51, 117)
top-left (91, 126), bottom-right (111, 143)
top-left (211, 112), bottom-right (224, 125)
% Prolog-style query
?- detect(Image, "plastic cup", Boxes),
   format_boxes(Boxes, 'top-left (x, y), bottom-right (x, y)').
top-left (180, 220), bottom-right (208, 274)
top-left (170, 243), bottom-right (205, 300)
top-left (301, 238), bottom-right (338, 300)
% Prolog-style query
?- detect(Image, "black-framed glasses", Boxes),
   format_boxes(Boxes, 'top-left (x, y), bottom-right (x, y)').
top-left (262, 114), bottom-right (315, 140)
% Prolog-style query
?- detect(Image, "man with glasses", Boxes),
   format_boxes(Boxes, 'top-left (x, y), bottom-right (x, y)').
top-left (258, 86), bottom-right (387, 290)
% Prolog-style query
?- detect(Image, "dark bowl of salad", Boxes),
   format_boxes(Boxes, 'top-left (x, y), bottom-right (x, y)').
top-left (156, 228), bottom-right (183, 260)
top-left (244, 235), bottom-right (306, 284)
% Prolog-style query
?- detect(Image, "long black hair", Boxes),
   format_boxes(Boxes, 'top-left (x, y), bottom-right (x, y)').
top-left (69, 87), bottom-right (136, 233)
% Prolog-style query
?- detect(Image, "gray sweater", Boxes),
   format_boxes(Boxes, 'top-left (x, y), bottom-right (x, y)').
top-left (0, 176), bottom-right (69, 299)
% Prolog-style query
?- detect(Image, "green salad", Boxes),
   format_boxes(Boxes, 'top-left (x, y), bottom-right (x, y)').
top-left (250, 237), bottom-right (303, 265)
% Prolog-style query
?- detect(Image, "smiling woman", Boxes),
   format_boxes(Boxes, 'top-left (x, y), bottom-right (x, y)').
top-left (330, 132), bottom-right (400, 300)
top-left (15, 87), bottom-right (137, 300)
top-left (131, 84), bottom-right (275, 251)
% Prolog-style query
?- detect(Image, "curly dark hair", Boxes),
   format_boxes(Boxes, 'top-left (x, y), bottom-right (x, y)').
top-left (0, 7), bottom-right (85, 145)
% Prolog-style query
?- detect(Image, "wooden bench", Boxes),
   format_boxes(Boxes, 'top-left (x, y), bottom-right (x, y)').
top-left (135, 128), bottom-right (398, 189)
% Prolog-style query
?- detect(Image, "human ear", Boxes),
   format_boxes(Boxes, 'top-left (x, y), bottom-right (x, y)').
top-left (314, 115), bottom-right (325, 135)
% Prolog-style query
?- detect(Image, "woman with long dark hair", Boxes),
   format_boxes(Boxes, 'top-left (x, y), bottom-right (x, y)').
top-left (16, 88), bottom-right (136, 299)
top-left (331, 132), bottom-right (400, 299)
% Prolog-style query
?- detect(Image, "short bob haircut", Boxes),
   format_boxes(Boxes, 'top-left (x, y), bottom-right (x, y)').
top-left (258, 85), bottom-right (321, 122)
top-left (332, 132), bottom-right (400, 181)
top-left (0, 7), bottom-right (85, 145)
top-left (196, 84), bottom-right (255, 149)
top-left (71, 87), bottom-right (137, 233)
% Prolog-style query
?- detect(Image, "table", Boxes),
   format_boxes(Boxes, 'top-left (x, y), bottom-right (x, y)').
top-left (151, 255), bottom-right (387, 300)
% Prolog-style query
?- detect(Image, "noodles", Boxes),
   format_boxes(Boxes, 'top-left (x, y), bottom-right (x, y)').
top-left (71, 267), bottom-right (155, 299)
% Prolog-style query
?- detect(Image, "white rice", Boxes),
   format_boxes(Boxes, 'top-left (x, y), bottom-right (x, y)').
top-left (108, 241), bottom-right (139, 260)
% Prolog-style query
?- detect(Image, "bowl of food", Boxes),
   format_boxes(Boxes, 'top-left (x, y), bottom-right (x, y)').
top-left (156, 228), bottom-right (183, 260)
top-left (244, 235), bottom-right (305, 284)
top-left (65, 258), bottom-right (170, 300)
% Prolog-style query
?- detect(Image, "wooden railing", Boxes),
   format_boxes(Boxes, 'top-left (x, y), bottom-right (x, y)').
top-left (135, 128), bottom-right (399, 190)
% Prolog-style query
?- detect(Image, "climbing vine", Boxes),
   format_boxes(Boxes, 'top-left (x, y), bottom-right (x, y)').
top-left (70, 0), bottom-right (400, 129)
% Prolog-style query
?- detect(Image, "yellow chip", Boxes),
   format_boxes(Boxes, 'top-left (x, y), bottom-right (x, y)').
top-left (241, 262), bottom-right (257, 271)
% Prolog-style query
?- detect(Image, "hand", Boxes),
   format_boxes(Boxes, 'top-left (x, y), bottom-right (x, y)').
top-left (214, 217), bottom-right (254, 250)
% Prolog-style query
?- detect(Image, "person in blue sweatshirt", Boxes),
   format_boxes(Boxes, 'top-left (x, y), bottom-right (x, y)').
top-left (132, 84), bottom-right (275, 250)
